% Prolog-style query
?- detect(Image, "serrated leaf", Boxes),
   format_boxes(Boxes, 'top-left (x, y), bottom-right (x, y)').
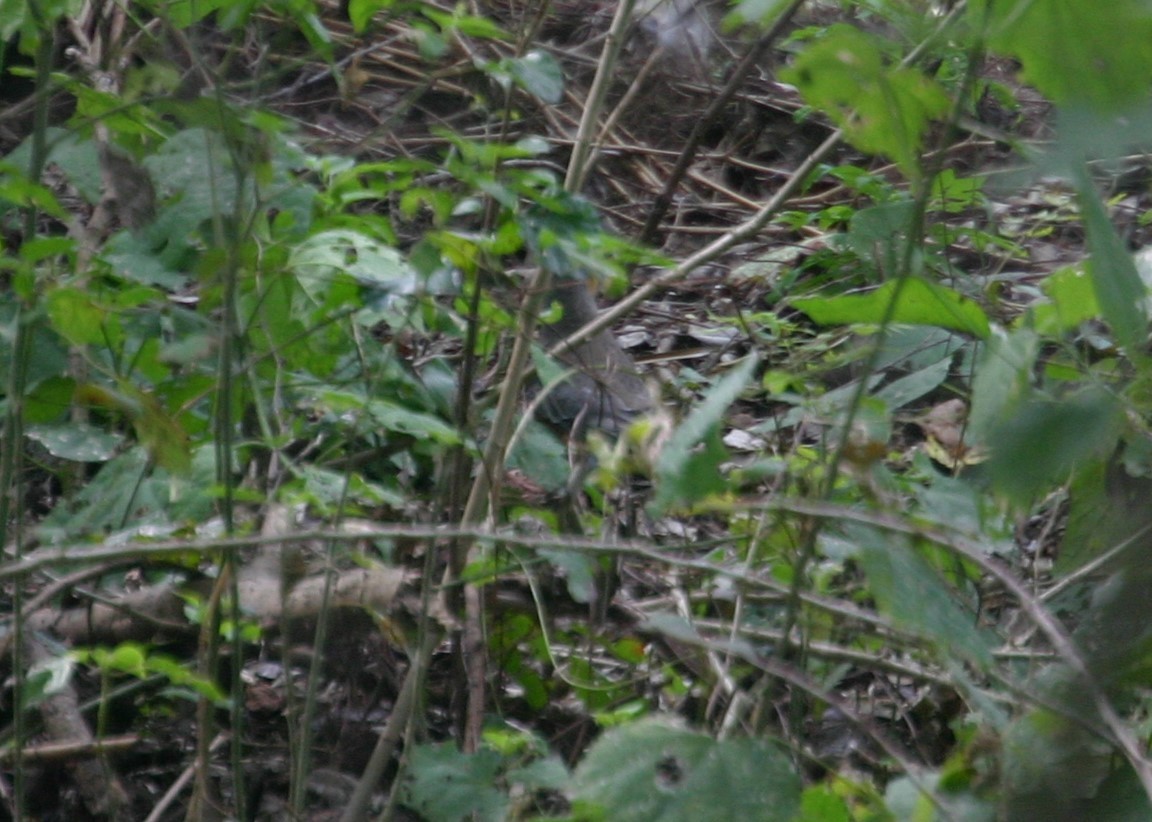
top-left (572, 716), bottom-right (801, 822)
top-left (793, 278), bottom-right (990, 338)
top-left (401, 744), bottom-right (508, 822)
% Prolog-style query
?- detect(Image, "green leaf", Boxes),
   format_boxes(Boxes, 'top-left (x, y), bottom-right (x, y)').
top-left (291, 228), bottom-right (419, 317)
top-left (974, 0), bottom-right (1152, 111)
top-left (105, 643), bottom-right (149, 677)
top-left (851, 525), bottom-right (993, 668)
top-left (1026, 265), bottom-right (1099, 335)
top-left (1001, 708), bottom-right (1114, 819)
top-left (347, 0), bottom-right (394, 31)
top-left (539, 548), bottom-right (597, 604)
top-left (139, 0), bottom-right (228, 27)
top-left (781, 25), bottom-right (950, 178)
top-left (872, 356), bottom-right (951, 411)
top-left (130, 390), bottom-right (193, 476)
top-left (796, 784), bottom-right (852, 822)
top-left (45, 286), bottom-right (108, 346)
top-left (968, 327), bottom-right (1037, 443)
top-left (401, 744), bottom-right (508, 822)
top-left (1075, 165), bottom-right (1148, 351)
top-left (25, 423), bottom-right (124, 462)
top-left (987, 389), bottom-right (1122, 506)
top-left (508, 418), bottom-right (569, 492)
top-left (572, 716), bottom-right (802, 821)
top-left (651, 355), bottom-right (758, 513)
top-left (365, 398), bottom-right (460, 443)
top-left (504, 50), bottom-right (564, 104)
top-left (848, 200), bottom-right (917, 271)
top-left (793, 278), bottom-right (990, 338)
top-left (725, 0), bottom-right (793, 27)
top-left (294, 465), bottom-right (406, 509)
top-left (3, 129), bottom-right (103, 204)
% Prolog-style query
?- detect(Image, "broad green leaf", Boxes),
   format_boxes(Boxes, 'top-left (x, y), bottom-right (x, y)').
top-left (0, 0), bottom-right (29, 42)
top-left (1075, 165), bottom-right (1148, 352)
top-left (504, 51), bottom-right (564, 104)
top-left (508, 417), bottom-right (569, 492)
top-left (872, 356), bottom-right (951, 411)
top-left (968, 327), bottom-right (1036, 442)
top-left (25, 423), bottom-right (124, 462)
top-left (101, 230), bottom-right (191, 289)
top-left (973, 0), bottom-right (1152, 111)
top-left (572, 716), bottom-right (801, 822)
top-left (851, 525), bottom-right (993, 667)
top-left (848, 200), bottom-right (917, 272)
top-left (1002, 708), bottom-right (1114, 819)
top-left (505, 757), bottom-right (569, 792)
top-left (24, 376), bottom-right (75, 424)
top-left (291, 228), bottom-right (417, 294)
top-left (987, 389), bottom-right (1122, 506)
top-left (45, 286), bottom-right (107, 346)
top-left (3, 129), bottom-right (102, 204)
top-left (104, 643), bottom-right (148, 677)
top-left (651, 355), bottom-right (758, 513)
top-left (1, 0), bottom-right (83, 49)
top-left (797, 784), bottom-right (852, 822)
top-left (874, 326), bottom-right (969, 374)
top-left (1026, 265), bottom-right (1099, 335)
top-left (365, 398), bottom-right (460, 443)
top-left (295, 465), bottom-right (406, 509)
top-left (793, 278), bottom-right (990, 339)
top-left (539, 548), bottom-right (597, 604)
top-left (401, 744), bottom-right (508, 822)
top-left (0, 167), bottom-right (69, 219)
top-left (1055, 459), bottom-right (1152, 578)
top-left (781, 25), bottom-right (950, 178)
top-left (36, 446), bottom-right (213, 543)
top-left (143, 128), bottom-right (239, 221)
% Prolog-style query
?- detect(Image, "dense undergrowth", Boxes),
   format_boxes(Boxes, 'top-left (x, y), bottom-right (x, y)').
top-left (5, 0), bottom-right (1152, 819)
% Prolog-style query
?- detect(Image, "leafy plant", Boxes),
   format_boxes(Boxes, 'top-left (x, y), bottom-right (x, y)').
top-left (7, 0), bottom-right (1152, 819)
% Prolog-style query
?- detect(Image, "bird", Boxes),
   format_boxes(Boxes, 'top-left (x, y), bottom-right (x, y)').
top-left (535, 277), bottom-right (650, 439)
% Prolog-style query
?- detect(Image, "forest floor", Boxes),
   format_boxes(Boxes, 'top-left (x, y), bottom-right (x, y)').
top-left (4, 1), bottom-right (1148, 819)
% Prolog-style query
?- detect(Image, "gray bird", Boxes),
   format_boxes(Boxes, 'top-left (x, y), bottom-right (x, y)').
top-left (536, 279), bottom-right (650, 439)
